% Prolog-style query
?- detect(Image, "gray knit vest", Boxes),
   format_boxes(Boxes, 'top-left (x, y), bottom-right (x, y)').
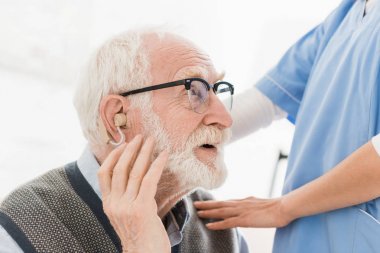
top-left (0, 162), bottom-right (240, 253)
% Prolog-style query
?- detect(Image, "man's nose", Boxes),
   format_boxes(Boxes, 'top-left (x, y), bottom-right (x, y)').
top-left (202, 92), bottom-right (233, 129)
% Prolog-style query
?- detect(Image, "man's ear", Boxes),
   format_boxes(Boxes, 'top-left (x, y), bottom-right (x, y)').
top-left (99, 95), bottom-right (130, 143)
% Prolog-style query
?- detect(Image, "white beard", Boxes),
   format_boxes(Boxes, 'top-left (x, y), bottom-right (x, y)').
top-left (163, 126), bottom-right (230, 190)
top-left (132, 94), bottom-right (231, 191)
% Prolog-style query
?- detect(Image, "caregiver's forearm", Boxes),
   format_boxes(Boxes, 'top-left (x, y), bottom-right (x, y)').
top-left (230, 87), bottom-right (286, 143)
top-left (282, 141), bottom-right (380, 220)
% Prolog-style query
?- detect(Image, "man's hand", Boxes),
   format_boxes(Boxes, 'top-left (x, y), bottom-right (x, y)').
top-left (194, 196), bottom-right (293, 230)
top-left (97, 135), bottom-right (170, 253)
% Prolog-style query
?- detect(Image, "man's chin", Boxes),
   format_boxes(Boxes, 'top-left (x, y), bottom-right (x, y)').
top-left (200, 165), bottom-right (228, 190)
top-left (184, 157), bottom-right (228, 190)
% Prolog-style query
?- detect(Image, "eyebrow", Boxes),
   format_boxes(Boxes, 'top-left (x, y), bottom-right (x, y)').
top-left (178, 69), bottom-right (205, 79)
top-left (177, 68), bottom-right (226, 83)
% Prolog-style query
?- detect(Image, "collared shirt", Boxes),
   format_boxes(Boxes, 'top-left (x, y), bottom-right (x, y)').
top-left (0, 147), bottom-right (249, 252)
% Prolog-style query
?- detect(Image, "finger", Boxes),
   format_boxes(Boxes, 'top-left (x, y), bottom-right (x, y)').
top-left (206, 217), bottom-right (240, 230)
top-left (111, 135), bottom-right (143, 196)
top-left (193, 200), bottom-right (236, 210)
top-left (197, 207), bottom-right (240, 219)
top-left (138, 150), bottom-right (168, 201)
top-left (125, 136), bottom-right (155, 200)
top-left (97, 143), bottom-right (127, 199)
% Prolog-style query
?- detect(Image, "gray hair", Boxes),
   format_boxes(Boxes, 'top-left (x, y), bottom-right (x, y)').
top-left (73, 29), bottom-right (160, 144)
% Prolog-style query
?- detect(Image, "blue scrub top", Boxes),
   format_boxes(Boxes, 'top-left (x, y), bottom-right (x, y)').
top-left (256, 0), bottom-right (380, 252)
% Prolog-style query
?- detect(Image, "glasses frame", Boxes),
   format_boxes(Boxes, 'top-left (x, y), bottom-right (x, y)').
top-left (119, 77), bottom-right (234, 113)
top-left (119, 77), bottom-right (234, 97)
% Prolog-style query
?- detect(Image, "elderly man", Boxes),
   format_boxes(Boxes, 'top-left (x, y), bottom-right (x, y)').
top-left (0, 29), bottom-right (249, 252)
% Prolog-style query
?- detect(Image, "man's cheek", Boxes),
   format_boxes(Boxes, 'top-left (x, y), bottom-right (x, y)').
top-left (166, 131), bottom-right (189, 151)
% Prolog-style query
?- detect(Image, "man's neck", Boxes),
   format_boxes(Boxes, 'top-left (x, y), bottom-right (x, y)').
top-left (157, 188), bottom-right (192, 218)
top-left (156, 169), bottom-right (195, 218)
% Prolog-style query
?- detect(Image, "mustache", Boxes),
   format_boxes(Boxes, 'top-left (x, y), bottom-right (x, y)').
top-left (184, 126), bottom-right (231, 149)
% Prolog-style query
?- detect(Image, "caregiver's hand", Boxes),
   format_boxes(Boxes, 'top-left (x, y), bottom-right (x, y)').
top-left (194, 196), bottom-right (294, 230)
top-left (97, 135), bottom-right (170, 253)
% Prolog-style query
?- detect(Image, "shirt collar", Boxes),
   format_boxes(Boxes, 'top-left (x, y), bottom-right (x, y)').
top-left (76, 146), bottom-right (190, 247)
top-left (77, 146), bottom-right (102, 199)
top-left (164, 198), bottom-right (190, 247)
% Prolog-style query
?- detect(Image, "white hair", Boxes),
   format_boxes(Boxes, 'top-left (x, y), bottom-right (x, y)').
top-left (73, 28), bottom-right (166, 144)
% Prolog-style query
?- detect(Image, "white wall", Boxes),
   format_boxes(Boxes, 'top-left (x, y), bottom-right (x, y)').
top-left (0, 0), bottom-right (341, 252)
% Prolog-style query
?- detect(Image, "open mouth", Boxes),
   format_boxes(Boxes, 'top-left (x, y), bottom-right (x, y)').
top-left (201, 144), bottom-right (216, 149)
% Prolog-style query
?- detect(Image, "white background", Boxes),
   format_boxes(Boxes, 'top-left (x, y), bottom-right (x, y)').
top-left (0, 0), bottom-right (340, 252)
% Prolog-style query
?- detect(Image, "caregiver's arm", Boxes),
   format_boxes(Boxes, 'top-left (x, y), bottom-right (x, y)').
top-left (230, 87), bottom-right (286, 143)
top-left (194, 137), bottom-right (380, 229)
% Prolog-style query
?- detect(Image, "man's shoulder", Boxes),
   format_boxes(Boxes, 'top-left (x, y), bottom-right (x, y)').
top-left (0, 165), bottom-right (69, 209)
top-left (0, 161), bottom-right (120, 252)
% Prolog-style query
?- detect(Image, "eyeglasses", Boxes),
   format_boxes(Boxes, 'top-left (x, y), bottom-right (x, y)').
top-left (120, 78), bottom-right (234, 114)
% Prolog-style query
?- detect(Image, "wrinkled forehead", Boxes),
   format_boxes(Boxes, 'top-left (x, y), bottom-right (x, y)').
top-left (144, 33), bottom-right (222, 83)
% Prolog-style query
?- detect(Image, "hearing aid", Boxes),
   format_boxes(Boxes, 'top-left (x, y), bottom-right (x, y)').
top-left (113, 113), bottom-right (127, 128)
top-left (99, 113), bottom-right (128, 145)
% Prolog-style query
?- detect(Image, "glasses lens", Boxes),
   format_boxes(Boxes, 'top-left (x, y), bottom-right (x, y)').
top-left (188, 80), bottom-right (209, 113)
top-left (216, 83), bottom-right (233, 111)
